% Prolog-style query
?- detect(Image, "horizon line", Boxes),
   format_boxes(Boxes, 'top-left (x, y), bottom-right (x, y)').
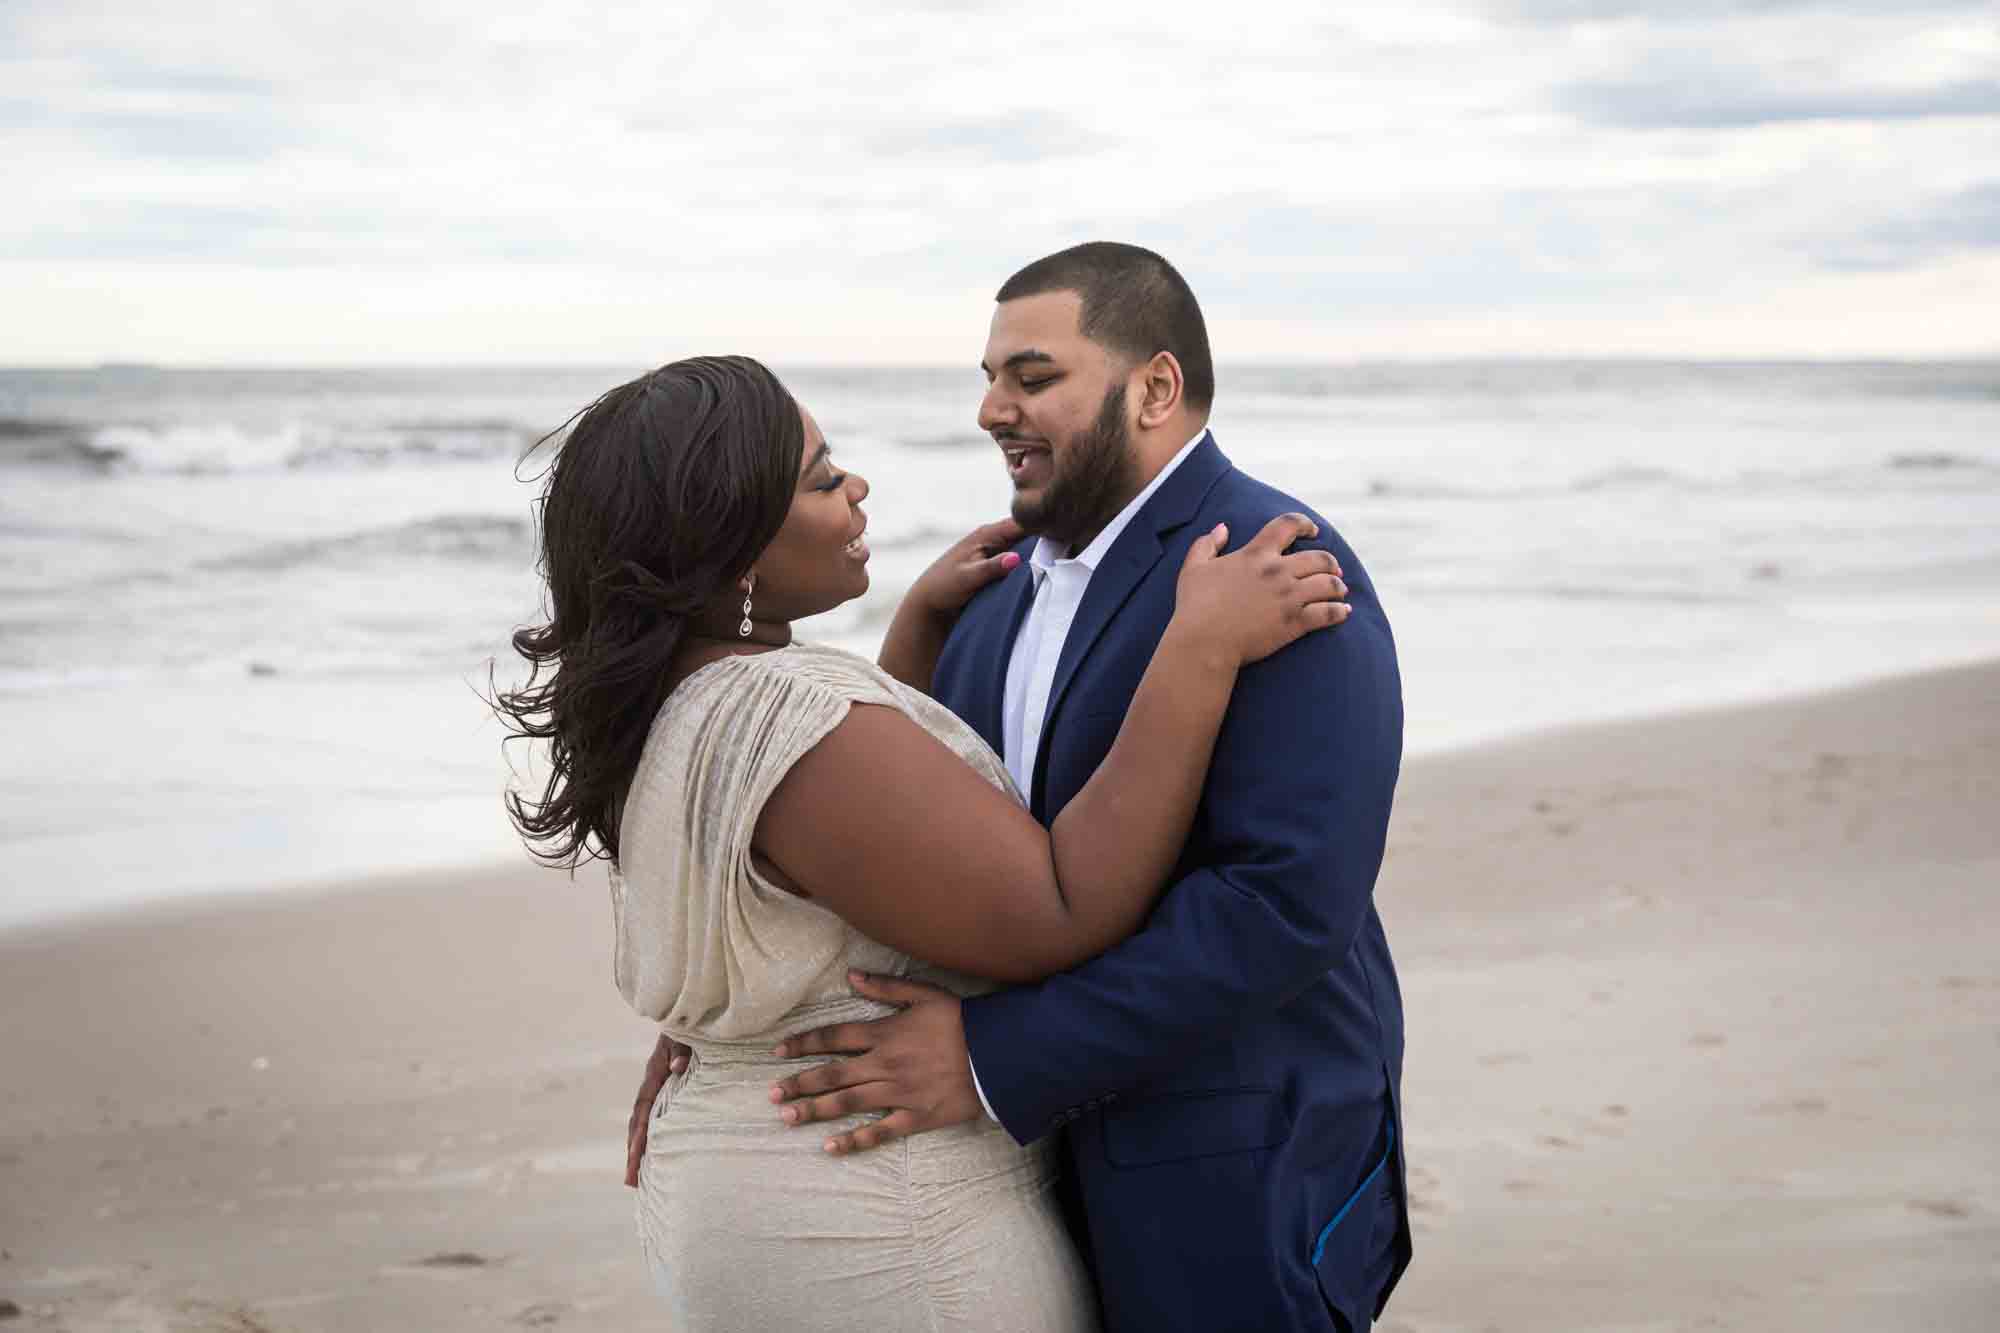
top-left (4, 352), bottom-right (1997, 374)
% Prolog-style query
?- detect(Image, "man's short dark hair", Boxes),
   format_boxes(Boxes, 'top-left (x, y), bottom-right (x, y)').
top-left (995, 242), bottom-right (1214, 411)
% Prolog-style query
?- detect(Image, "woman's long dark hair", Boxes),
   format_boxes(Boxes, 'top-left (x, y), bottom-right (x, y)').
top-left (496, 355), bottom-right (805, 869)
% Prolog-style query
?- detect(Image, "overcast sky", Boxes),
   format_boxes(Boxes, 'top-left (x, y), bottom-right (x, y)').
top-left (3, 0), bottom-right (1995, 364)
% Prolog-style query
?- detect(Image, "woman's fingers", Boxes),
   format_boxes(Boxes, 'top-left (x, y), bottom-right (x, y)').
top-left (825, 1109), bottom-right (919, 1156)
top-left (624, 1033), bottom-right (686, 1188)
top-left (962, 550), bottom-right (1021, 588)
top-left (1296, 572), bottom-right (1348, 605)
top-left (969, 516), bottom-right (1025, 552)
top-left (624, 1118), bottom-right (646, 1188)
top-left (1279, 547), bottom-right (1341, 579)
top-left (1182, 522), bottom-right (1227, 567)
top-left (1248, 512), bottom-right (1318, 554)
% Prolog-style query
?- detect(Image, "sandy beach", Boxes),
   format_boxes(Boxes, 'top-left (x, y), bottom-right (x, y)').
top-left (2, 662), bottom-right (1995, 1332)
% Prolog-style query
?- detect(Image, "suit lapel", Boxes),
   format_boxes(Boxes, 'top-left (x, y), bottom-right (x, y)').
top-left (957, 553), bottom-right (1038, 755)
top-left (1031, 434), bottom-right (1231, 808)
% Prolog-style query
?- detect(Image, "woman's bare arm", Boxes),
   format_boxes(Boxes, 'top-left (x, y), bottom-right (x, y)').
top-left (756, 514), bottom-right (1345, 983)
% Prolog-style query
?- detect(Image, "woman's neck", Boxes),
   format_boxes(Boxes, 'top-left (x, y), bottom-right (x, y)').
top-left (682, 597), bottom-right (794, 649)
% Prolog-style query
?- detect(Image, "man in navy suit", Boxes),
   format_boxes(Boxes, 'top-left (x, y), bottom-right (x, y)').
top-left (667, 243), bottom-right (1411, 1330)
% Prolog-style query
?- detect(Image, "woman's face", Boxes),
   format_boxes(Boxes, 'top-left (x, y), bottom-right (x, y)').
top-left (750, 405), bottom-right (871, 622)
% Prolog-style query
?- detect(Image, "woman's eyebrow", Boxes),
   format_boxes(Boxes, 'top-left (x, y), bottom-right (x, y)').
top-left (803, 442), bottom-right (830, 473)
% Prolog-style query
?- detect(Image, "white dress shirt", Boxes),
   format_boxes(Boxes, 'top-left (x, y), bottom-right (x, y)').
top-left (971, 425), bottom-right (1210, 1122)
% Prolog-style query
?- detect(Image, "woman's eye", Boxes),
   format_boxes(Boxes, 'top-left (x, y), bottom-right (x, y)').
top-left (818, 472), bottom-right (847, 492)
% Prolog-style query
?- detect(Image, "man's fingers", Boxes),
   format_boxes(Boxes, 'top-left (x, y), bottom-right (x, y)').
top-left (624, 1122), bottom-right (645, 1188)
top-left (771, 1054), bottom-right (883, 1103)
top-left (824, 1109), bottom-right (920, 1156)
top-left (847, 970), bottom-right (955, 1008)
top-left (773, 1022), bottom-right (875, 1059)
top-left (781, 1081), bottom-right (898, 1127)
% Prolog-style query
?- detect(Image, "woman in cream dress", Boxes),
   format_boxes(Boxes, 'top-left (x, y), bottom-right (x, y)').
top-left (496, 357), bottom-right (1349, 1331)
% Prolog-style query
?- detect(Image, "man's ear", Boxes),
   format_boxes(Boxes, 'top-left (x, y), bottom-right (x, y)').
top-left (1135, 351), bottom-right (1185, 430)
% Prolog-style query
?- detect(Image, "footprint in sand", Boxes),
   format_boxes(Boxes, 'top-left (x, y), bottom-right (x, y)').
top-left (178, 1300), bottom-right (281, 1332)
top-left (384, 1252), bottom-right (505, 1278)
top-left (1402, 1163), bottom-right (1452, 1217)
top-left (1755, 1095), bottom-right (1829, 1116)
top-left (1477, 1051), bottom-right (1531, 1068)
top-left (515, 1302), bottom-right (570, 1327)
top-left (1689, 1032), bottom-right (1727, 1048)
top-left (1907, 1198), bottom-right (1971, 1220)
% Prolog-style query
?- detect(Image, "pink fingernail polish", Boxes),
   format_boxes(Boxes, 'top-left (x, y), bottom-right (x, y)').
top-left (1001, 552), bottom-right (1021, 571)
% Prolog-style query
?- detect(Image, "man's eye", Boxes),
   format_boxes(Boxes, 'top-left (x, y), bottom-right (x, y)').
top-left (1021, 377), bottom-right (1054, 391)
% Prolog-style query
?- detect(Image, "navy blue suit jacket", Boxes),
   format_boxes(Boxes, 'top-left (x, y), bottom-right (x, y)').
top-left (932, 434), bottom-right (1411, 1332)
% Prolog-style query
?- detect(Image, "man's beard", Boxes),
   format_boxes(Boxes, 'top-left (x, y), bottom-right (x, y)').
top-left (1011, 383), bottom-right (1139, 549)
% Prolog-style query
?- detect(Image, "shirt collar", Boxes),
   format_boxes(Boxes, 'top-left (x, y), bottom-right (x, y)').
top-left (1026, 426), bottom-right (1210, 580)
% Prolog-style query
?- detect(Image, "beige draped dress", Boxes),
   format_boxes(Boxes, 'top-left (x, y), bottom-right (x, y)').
top-left (613, 641), bottom-right (1096, 1331)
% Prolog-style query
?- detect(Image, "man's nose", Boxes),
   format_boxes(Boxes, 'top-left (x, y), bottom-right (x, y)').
top-left (977, 383), bottom-right (1015, 433)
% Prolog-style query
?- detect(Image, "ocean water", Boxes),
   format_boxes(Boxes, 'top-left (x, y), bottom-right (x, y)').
top-left (4, 362), bottom-right (1998, 925)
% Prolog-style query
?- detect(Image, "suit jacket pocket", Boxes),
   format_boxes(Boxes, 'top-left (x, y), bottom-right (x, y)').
top-left (1102, 1087), bottom-right (1286, 1168)
top-left (1311, 1163), bottom-right (1399, 1333)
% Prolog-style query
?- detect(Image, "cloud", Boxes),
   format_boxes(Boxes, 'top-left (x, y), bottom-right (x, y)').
top-left (1823, 181), bottom-right (2000, 270)
top-left (2, 0), bottom-right (1998, 360)
top-left (1561, 74), bottom-right (2000, 128)
top-left (1126, 190), bottom-right (1720, 318)
top-left (1496, 0), bottom-right (1992, 22)
top-left (861, 113), bottom-right (1110, 164)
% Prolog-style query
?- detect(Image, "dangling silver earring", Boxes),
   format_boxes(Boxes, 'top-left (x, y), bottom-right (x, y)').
top-left (738, 574), bottom-right (755, 639)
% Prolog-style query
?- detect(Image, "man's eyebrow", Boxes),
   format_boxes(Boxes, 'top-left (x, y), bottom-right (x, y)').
top-left (978, 349), bottom-right (1058, 375)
